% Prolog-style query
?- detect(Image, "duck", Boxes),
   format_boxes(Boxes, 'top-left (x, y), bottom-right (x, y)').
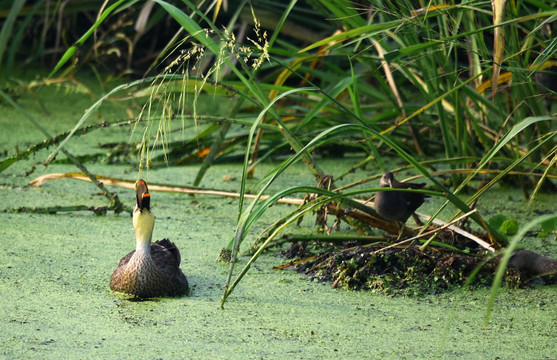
top-left (110, 179), bottom-right (188, 297)
top-left (374, 171), bottom-right (428, 237)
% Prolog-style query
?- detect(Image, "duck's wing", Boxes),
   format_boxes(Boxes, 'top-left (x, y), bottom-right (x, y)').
top-left (151, 238), bottom-right (181, 266)
top-left (151, 239), bottom-right (189, 293)
top-left (110, 250), bottom-right (135, 290)
top-left (116, 250), bottom-right (135, 266)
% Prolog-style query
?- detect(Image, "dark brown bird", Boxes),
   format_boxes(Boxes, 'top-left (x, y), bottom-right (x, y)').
top-left (509, 250), bottom-right (557, 284)
top-left (110, 179), bottom-right (189, 297)
top-left (374, 171), bottom-right (428, 235)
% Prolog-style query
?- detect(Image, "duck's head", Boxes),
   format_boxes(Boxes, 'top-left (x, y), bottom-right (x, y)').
top-left (379, 171), bottom-right (394, 188)
top-left (133, 179), bottom-right (155, 249)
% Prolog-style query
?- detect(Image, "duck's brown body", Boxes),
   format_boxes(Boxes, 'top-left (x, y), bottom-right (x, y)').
top-left (110, 179), bottom-right (188, 298)
top-left (110, 238), bottom-right (188, 297)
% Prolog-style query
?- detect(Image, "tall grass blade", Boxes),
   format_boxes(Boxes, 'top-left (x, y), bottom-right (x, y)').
top-left (49, 0), bottom-right (134, 77)
top-left (491, 0), bottom-right (507, 96)
top-left (0, 0), bottom-right (26, 78)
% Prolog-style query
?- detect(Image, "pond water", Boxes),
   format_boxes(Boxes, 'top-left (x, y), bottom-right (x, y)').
top-left (1, 76), bottom-right (555, 358)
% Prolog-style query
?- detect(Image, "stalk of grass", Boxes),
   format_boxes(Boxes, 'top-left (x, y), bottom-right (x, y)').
top-left (193, 96), bottom-right (246, 186)
top-left (224, 87), bottom-right (318, 298)
top-left (48, 0), bottom-right (136, 77)
top-left (0, 0), bottom-right (26, 79)
top-left (3, 0), bottom-right (46, 78)
top-left (222, 186), bottom-right (373, 307)
top-left (0, 117), bottom-right (141, 173)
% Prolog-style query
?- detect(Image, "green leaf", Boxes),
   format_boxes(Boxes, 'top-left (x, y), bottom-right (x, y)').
top-left (488, 214), bottom-right (509, 229)
top-left (499, 219), bottom-right (519, 236)
top-left (541, 217), bottom-right (557, 233)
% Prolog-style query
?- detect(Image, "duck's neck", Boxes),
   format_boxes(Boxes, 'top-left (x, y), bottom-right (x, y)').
top-left (135, 234), bottom-right (152, 255)
top-left (133, 208), bottom-right (155, 256)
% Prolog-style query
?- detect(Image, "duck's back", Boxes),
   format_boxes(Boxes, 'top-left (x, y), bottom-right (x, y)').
top-left (110, 239), bottom-right (189, 297)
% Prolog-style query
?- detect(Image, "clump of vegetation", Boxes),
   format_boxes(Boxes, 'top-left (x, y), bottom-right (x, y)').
top-left (281, 241), bottom-right (512, 296)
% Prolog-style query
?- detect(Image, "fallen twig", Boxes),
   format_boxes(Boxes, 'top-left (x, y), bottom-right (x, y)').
top-left (2, 204), bottom-right (129, 215)
top-left (373, 209), bottom-right (496, 253)
top-left (30, 172), bottom-right (303, 205)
